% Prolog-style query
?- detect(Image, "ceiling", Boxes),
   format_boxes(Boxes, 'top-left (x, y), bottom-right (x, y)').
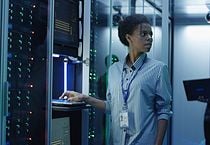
top-left (111, 0), bottom-right (209, 16)
top-left (174, 0), bottom-right (209, 17)
top-left (99, 0), bottom-right (210, 23)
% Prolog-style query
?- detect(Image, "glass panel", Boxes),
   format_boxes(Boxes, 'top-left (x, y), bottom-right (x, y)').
top-left (112, 0), bottom-right (129, 62)
top-left (135, 0), bottom-right (163, 61)
top-left (89, 1), bottom-right (171, 145)
top-left (89, 1), bottom-right (112, 144)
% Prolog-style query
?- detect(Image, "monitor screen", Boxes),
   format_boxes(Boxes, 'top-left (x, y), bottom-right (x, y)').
top-left (183, 78), bottom-right (210, 101)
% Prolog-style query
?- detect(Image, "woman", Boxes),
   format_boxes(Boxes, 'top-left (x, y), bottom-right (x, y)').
top-left (60, 14), bottom-right (172, 145)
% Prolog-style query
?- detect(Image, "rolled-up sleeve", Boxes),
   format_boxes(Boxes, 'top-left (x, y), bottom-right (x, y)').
top-left (155, 64), bottom-right (173, 120)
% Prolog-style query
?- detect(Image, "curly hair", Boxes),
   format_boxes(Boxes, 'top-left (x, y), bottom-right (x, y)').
top-left (118, 14), bottom-right (150, 46)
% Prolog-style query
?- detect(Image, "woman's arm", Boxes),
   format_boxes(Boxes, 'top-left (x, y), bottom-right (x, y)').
top-left (155, 119), bottom-right (168, 145)
top-left (59, 91), bottom-right (106, 110)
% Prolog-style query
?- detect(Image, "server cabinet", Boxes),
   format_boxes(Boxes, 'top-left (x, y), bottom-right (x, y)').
top-left (0, 0), bottom-right (53, 145)
top-left (51, 0), bottom-right (90, 145)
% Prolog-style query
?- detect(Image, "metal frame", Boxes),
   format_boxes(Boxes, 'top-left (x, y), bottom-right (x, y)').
top-left (162, 1), bottom-right (172, 145)
top-left (81, 0), bottom-right (91, 145)
top-left (46, 0), bottom-right (55, 144)
top-left (0, 0), bottom-right (9, 145)
top-left (0, 1), bottom-right (2, 143)
top-left (82, 0), bottom-right (90, 95)
top-left (162, 0), bottom-right (170, 65)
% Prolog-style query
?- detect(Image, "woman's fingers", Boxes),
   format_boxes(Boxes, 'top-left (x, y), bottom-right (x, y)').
top-left (59, 91), bottom-right (82, 102)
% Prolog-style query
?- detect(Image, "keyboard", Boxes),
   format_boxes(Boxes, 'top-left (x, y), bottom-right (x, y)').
top-left (52, 99), bottom-right (85, 106)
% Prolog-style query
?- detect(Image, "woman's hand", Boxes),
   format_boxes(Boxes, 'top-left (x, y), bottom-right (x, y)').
top-left (59, 91), bottom-right (106, 110)
top-left (59, 91), bottom-right (85, 102)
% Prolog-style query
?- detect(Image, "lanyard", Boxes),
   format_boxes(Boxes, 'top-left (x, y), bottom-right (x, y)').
top-left (121, 54), bottom-right (147, 106)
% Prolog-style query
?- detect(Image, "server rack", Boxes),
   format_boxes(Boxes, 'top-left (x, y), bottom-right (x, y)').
top-left (0, 0), bottom-right (53, 144)
top-left (51, 0), bottom-right (90, 145)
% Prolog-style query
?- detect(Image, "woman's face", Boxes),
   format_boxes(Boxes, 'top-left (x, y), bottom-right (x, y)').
top-left (126, 23), bottom-right (153, 53)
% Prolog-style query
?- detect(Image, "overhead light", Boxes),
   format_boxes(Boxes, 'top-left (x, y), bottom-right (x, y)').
top-left (205, 11), bottom-right (210, 23)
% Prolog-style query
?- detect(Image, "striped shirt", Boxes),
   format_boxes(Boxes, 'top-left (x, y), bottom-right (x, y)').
top-left (105, 53), bottom-right (172, 145)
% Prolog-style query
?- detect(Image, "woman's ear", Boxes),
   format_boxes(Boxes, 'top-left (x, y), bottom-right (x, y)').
top-left (125, 34), bottom-right (132, 44)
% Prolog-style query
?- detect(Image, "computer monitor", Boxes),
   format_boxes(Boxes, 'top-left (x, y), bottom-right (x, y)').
top-left (52, 99), bottom-right (85, 107)
top-left (183, 78), bottom-right (210, 101)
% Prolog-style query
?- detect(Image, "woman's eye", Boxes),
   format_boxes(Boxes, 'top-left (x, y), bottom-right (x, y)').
top-left (140, 32), bottom-right (153, 37)
top-left (140, 32), bottom-right (146, 37)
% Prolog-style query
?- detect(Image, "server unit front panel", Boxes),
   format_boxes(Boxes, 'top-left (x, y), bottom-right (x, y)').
top-left (6, 0), bottom-right (49, 145)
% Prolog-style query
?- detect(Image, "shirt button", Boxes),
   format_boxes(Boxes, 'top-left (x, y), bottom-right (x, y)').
top-left (126, 78), bottom-right (128, 80)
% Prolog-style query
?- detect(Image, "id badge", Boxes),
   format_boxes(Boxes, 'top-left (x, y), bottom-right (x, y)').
top-left (119, 109), bottom-right (129, 129)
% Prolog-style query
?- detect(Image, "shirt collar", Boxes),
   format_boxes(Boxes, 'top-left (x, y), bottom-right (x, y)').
top-left (123, 53), bottom-right (147, 71)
